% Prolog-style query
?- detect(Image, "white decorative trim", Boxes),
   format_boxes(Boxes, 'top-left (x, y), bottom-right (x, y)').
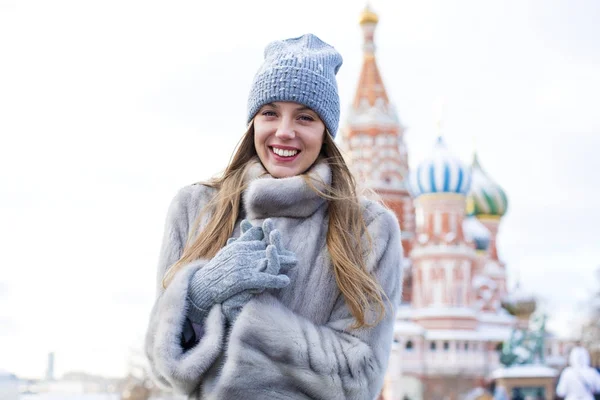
top-left (411, 244), bottom-right (476, 259)
top-left (412, 306), bottom-right (477, 319)
top-left (478, 312), bottom-right (516, 325)
top-left (491, 365), bottom-right (557, 378)
top-left (346, 100), bottom-right (401, 129)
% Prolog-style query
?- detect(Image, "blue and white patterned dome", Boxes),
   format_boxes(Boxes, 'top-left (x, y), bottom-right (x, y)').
top-left (410, 137), bottom-right (471, 197)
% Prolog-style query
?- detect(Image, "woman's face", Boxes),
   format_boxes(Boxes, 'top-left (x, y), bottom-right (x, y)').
top-left (253, 101), bottom-right (326, 178)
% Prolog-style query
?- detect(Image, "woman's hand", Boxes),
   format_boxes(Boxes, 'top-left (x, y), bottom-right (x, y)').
top-left (187, 220), bottom-right (291, 323)
top-left (222, 219), bottom-right (298, 323)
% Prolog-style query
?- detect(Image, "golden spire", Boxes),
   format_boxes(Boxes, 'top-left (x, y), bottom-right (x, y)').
top-left (359, 3), bottom-right (379, 25)
top-left (353, 3), bottom-right (389, 108)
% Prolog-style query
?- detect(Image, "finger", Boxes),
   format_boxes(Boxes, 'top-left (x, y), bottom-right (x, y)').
top-left (235, 277), bottom-right (264, 293)
top-left (256, 258), bottom-right (268, 273)
top-left (259, 273), bottom-right (291, 289)
top-left (235, 273), bottom-right (290, 292)
top-left (264, 245), bottom-right (280, 275)
top-left (227, 249), bottom-right (269, 268)
top-left (278, 252), bottom-right (298, 263)
top-left (224, 291), bottom-right (252, 304)
top-left (278, 255), bottom-right (298, 272)
top-left (220, 284), bottom-right (258, 303)
top-left (280, 249), bottom-right (296, 258)
top-left (237, 225), bottom-right (264, 242)
top-left (230, 239), bottom-right (267, 252)
top-left (262, 219), bottom-right (275, 240)
top-left (268, 229), bottom-right (285, 253)
top-left (240, 219), bottom-right (254, 234)
top-left (231, 289), bottom-right (260, 297)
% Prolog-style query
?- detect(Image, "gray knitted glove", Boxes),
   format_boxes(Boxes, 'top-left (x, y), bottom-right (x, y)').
top-left (186, 222), bottom-right (290, 323)
top-left (222, 219), bottom-right (298, 323)
top-left (261, 219), bottom-right (298, 264)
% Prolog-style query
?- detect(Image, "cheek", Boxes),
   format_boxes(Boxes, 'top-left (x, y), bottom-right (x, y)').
top-left (309, 131), bottom-right (325, 151)
top-left (253, 129), bottom-right (272, 167)
top-left (253, 134), bottom-right (260, 151)
top-left (254, 128), bottom-right (268, 152)
top-left (304, 132), bottom-right (325, 163)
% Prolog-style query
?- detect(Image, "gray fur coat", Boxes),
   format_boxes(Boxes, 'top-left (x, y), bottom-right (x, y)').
top-left (144, 161), bottom-right (403, 400)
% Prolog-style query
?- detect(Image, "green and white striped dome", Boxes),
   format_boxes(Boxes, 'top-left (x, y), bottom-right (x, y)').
top-left (466, 153), bottom-right (508, 218)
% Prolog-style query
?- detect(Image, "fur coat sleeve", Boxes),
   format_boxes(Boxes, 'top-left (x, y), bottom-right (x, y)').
top-left (212, 207), bottom-right (403, 400)
top-left (144, 185), bottom-right (225, 395)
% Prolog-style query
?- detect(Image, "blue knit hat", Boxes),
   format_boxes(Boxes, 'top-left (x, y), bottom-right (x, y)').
top-left (247, 33), bottom-right (343, 137)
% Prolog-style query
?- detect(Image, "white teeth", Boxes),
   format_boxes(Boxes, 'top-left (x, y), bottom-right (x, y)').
top-left (272, 147), bottom-right (298, 157)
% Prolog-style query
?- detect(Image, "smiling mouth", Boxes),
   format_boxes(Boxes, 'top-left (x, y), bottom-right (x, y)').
top-left (270, 146), bottom-right (300, 158)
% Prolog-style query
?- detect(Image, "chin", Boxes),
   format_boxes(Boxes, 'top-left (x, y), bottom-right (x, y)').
top-left (258, 153), bottom-right (316, 178)
top-left (267, 166), bottom-right (300, 178)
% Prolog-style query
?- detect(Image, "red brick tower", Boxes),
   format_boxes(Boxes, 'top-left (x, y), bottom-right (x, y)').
top-left (340, 5), bottom-right (415, 301)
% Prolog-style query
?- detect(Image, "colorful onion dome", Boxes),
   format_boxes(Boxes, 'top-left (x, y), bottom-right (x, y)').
top-left (466, 153), bottom-right (509, 218)
top-left (409, 137), bottom-right (471, 197)
top-left (463, 216), bottom-right (491, 251)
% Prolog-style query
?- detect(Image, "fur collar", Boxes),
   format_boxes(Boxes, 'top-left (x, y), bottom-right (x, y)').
top-left (242, 159), bottom-right (331, 219)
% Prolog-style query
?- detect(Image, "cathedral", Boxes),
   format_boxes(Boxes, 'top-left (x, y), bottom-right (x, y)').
top-left (340, 6), bottom-right (573, 400)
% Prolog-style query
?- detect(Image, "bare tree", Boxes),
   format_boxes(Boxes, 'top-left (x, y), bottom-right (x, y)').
top-left (581, 266), bottom-right (600, 367)
top-left (119, 346), bottom-right (185, 400)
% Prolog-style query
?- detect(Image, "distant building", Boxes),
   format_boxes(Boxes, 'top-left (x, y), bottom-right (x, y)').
top-left (45, 352), bottom-right (55, 381)
top-left (341, 5), bottom-right (573, 399)
top-left (0, 369), bottom-right (20, 399)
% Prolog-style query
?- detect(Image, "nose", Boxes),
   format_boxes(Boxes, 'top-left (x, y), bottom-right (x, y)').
top-left (275, 117), bottom-right (295, 140)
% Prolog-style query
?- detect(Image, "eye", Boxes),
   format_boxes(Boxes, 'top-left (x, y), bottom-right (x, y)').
top-left (298, 114), bottom-right (315, 122)
top-left (261, 110), bottom-right (277, 117)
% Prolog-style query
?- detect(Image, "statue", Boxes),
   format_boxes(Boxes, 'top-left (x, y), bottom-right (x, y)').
top-left (500, 312), bottom-right (547, 366)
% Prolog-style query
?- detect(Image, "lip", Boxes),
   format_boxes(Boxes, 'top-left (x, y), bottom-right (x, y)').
top-left (269, 146), bottom-right (301, 163)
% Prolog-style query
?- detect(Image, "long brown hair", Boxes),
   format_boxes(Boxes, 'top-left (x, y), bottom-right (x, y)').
top-left (162, 123), bottom-right (387, 328)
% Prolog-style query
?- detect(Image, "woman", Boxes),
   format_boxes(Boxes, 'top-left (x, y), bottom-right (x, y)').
top-left (556, 345), bottom-right (600, 400)
top-left (144, 33), bottom-right (403, 400)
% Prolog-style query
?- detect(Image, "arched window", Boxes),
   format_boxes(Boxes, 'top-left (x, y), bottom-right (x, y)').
top-left (464, 342), bottom-right (469, 351)
top-left (443, 341), bottom-right (450, 351)
top-left (430, 341), bottom-right (437, 351)
top-left (405, 340), bottom-right (414, 351)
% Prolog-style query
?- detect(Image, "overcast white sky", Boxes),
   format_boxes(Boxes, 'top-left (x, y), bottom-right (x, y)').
top-left (1, 0), bottom-right (599, 379)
